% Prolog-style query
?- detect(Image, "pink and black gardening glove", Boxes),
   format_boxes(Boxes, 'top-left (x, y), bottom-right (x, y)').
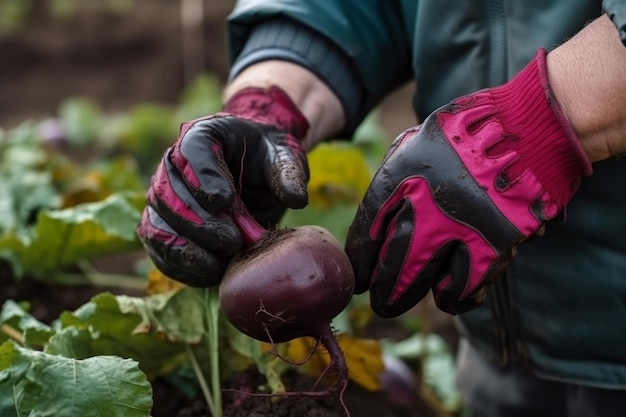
top-left (345, 49), bottom-right (592, 317)
top-left (137, 86), bottom-right (310, 286)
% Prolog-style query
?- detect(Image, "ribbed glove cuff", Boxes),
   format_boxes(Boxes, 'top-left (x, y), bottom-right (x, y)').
top-left (488, 48), bottom-right (592, 208)
top-left (223, 86), bottom-right (309, 140)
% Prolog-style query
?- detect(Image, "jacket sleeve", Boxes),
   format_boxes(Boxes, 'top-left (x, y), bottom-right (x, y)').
top-left (227, 0), bottom-right (414, 137)
top-left (228, 18), bottom-right (367, 137)
top-left (604, 0), bottom-right (626, 45)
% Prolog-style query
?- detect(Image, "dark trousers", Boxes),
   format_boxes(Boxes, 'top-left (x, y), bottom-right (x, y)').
top-left (455, 339), bottom-right (626, 417)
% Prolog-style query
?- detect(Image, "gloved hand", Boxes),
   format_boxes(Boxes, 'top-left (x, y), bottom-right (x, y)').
top-left (345, 49), bottom-right (592, 317)
top-left (137, 86), bottom-right (310, 286)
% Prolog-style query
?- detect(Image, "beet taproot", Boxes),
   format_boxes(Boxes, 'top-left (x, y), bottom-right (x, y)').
top-left (219, 225), bottom-right (354, 343)
top-left (218, 195), bottom-right (356, 406)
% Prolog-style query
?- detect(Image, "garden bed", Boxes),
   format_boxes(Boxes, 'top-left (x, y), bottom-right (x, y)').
top-left (0, 265), bottom-right (440, 417)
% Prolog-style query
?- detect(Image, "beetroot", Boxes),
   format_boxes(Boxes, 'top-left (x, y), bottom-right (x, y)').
top-left (220, 226), bottom-right (354, 343)
top-left (218, 196), bottom-right (355, 403)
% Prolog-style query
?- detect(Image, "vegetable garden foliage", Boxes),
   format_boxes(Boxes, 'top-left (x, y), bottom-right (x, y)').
top-left (0, 73), bottom-right (461, 415)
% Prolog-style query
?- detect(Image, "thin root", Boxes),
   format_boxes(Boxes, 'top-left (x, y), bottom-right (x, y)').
top-left (222, 323), bottom-right (351, 416)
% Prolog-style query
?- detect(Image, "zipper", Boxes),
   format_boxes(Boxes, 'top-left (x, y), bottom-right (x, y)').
top-left (484, 0), bottom-right (516, 365)
top-left (487, 0), bottom-right (508, 86)
top-left (489, 269), bottom-right (519, 365)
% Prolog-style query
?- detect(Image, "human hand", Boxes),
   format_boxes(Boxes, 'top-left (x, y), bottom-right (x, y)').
top-left (137, 86), bottom-right (310, 286)
top-left (345, 49), bottom-right (592, 317)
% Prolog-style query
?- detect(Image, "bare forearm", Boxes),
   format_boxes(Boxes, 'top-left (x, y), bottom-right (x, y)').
top-left (224, 60), bottom-right (345, 151)
top-left (547, 14), bottom-right (626, 162)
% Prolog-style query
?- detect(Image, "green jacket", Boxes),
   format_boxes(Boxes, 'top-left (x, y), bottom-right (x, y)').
top-left (228, 0), bottom-right (626, 387)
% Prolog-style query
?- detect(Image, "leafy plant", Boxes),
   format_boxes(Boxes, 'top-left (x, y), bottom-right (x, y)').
top-left (0, 122), bottom-right (145, 280)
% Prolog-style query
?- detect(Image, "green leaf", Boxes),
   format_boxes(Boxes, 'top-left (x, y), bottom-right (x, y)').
top-left (0, 300), bottom-right (54, 348)
top-left (175, 73), bottom-right (223, 121)
top-left (0, 341), bottom-right (152, 417)
top-left (49, 0), bottom-right (81, 19)
top-left (46, 292), bottom-right (190, 379)
top-left (61, 156), bottom-right (145, 207)
top-left (0, 191), bottom-right (145, 278)
top-left (351, 111), bottom-right (390, 172)
top-left (0, 122), bottom-right (62, 237)
top-left (281, 203), bottom-right (359, 246)
top-left (116, 103), bottom-right (177, 169)
top-left (0, 0), bottom-right (33, 33)
top-left (116, 287), bottom-right (207, 344)
top-left (382, 334), bottom-right (461, 411)
top-left (224, 321), bottom-right (287, 393)
top-left (58, 97), bottom-right (103, 147)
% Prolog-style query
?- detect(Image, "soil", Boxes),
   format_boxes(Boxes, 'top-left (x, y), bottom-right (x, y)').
top-left (173, 369), bottom-right (431, 417)
top-left (0, 2), bottom-right (455, 416)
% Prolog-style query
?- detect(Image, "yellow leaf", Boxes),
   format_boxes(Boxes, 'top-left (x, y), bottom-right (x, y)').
top-left (264, 334), bottom-right (385, 392)
top-left (307, 143), bottom-right (372, 208)
top-left (347, 302), bottom-right (376, 335)
top-left (61, 172), bottom-right (105, 207)
top-left (146, 267), bottom-right (186, 295)
top-left (335, 334), bottom-right (385, 391)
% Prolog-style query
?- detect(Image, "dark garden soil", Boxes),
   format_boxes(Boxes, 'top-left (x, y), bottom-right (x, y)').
top-left (170, 370), bottom-right (432, 417)
top-left (0, 2), bottom-right (453, 416)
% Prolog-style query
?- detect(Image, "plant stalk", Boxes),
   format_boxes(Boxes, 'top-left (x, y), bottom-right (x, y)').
top-left (186, 287), bottom-right (224, 417)
top-left (186, 343), bottom-right (216, 415)
top-left (206, 287), bottom-right (223, 417)
top-left (1, 324), bottom-right (25, 346)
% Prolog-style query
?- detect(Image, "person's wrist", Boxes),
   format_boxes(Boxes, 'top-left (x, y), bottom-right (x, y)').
top-left (546, 14), bottom-right (626, 162)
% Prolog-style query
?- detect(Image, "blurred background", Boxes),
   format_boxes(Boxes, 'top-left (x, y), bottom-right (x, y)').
top-left (0, 0), bottom-right (415, 135)
top-left (1, 0), bottom-right (233, 128)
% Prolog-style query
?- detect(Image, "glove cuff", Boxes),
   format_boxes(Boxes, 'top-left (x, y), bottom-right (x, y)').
top-left (223, 85), bottom-right (310, 140)
top-left (488, 48), bottom-right (592, 208)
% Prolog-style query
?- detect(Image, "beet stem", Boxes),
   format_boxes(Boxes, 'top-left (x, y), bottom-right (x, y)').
top-left (229, 194), bottom-right (268, 246)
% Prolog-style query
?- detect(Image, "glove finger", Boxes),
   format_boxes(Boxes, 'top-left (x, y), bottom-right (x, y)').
top-left (432, 233), bottom-right (507, 315)
top-left (137, 207), bottom-right (224, 286)
top-left (173, 117), bottom-right (309, 214)
top-left (149, 151), bottom-right (242, 256)
top-left (429, 242), bottom-right (485, 314)
top-left (365, 174), bottom-right (485, 317)
top-left (436, 284), bottom-right (486, 314)
top-left (346, 130), bottom-right (419, 295)
top-left (368, 199), bottom-right (451, 318)
top-left (170, 117), bottom-right (238, 213)
top-left (345, 196), bottom-right (388, 295)
top-left (261, 131), bottom-right (310, 209)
